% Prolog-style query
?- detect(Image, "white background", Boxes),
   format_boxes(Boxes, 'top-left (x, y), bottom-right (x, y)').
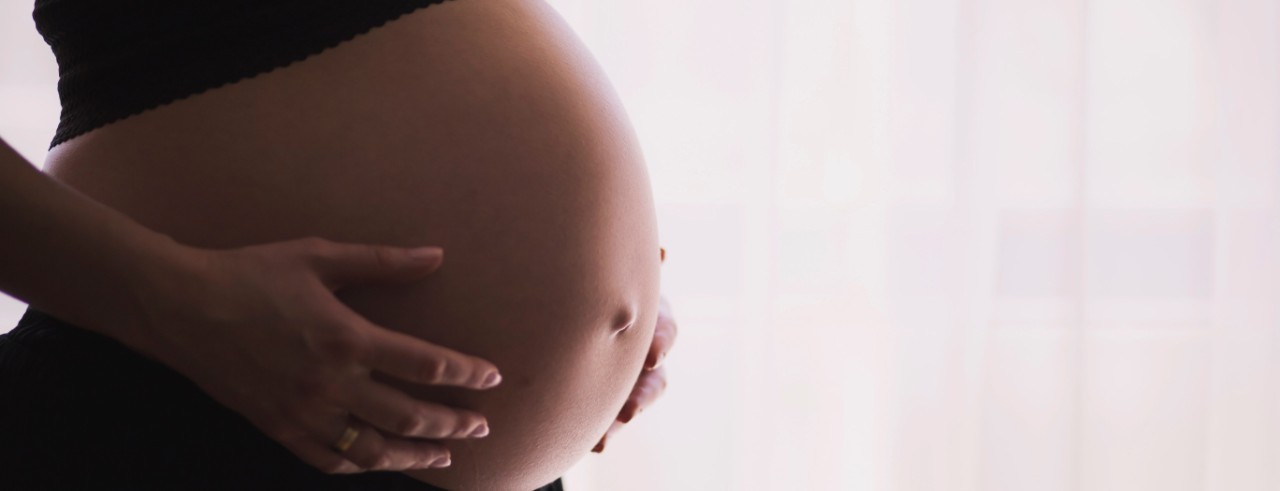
top-left (3, 0), bottom-right (1280, 490)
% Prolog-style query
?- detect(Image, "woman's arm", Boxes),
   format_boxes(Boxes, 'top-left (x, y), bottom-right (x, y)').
top-left (0, 136), bottom-right (502, 473)
top-left (0, 137), bottom-right (188, 337)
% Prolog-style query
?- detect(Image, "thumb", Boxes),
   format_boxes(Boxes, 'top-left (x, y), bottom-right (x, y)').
top-left (310, 242), bottom-right (443, 290)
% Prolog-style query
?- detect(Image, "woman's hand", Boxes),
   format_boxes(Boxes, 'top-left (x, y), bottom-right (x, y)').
top-left (127, 237), bottom-right (502, 473)
top-left (0, 139), bottom-right (496, 472)
top-left (592, 294), bottom-right (676, 453)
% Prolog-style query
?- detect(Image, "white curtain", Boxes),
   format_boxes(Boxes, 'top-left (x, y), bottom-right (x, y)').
top-left (550, 0), bottom-right (1280, 489)
top-left (4, 0), bottom-right (1280, 490)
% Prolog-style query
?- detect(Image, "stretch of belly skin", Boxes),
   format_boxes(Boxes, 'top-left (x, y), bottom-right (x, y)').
top-left (43, 0), bottom-right (661, 489)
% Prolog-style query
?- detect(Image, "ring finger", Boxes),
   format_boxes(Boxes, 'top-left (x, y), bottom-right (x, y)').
top-left (344, 379), bottom-right (489, 440)
top-left (320, 416), bottom-right (453, 471)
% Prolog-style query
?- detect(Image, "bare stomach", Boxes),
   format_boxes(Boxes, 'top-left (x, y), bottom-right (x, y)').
top-left (42, 0), bottom-right (660, 489)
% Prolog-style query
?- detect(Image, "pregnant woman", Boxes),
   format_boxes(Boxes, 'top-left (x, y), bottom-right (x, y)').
top-left (0, 0), bottom-right (675, 489)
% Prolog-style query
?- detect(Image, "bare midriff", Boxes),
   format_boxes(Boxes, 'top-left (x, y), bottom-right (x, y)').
top-left (41, 0), bottom-right (660, 489)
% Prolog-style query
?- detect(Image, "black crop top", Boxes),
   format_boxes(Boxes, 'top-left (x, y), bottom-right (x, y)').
top-left (32, 0), bottom-right (453, 149)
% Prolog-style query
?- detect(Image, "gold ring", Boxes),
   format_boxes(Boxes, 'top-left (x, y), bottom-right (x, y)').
top-left (332, 425), bottom-right (360, 454)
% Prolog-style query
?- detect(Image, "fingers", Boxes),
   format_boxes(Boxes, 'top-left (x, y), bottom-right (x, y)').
top-left (619, 366), bottom-right (667, 424)
top-left (303, 237), bottom-right (444, 290)
top-left (344, 379), bottom-right (490, 439)
top-left (644, 297), bottom-right (677, 371)
top-left (591, 420), bottom-right (625, 453)
top-left (335, 422), bottom-right (452, 471)
top-left (280, 438), bottom-right (362, 474)
top-left (360, 318), bottom-right (502, 389)
top-left (600, 295), bottom-right (676, 455)
top-left (292, 410), bottom-right (453, 472)
top-left (306, 418), bottom-right (452, 471)
top-left (593, 366), bottom-right (669, 454)
top-left (299, 238), bottom-right (501, 389)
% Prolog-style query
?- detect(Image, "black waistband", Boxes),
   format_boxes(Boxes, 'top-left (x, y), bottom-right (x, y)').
top-left (33, 0), bottom-right (456, 148)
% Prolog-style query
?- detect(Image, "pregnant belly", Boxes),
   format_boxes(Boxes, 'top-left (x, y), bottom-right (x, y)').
top-left (42, 0), bottom-right (661, 489)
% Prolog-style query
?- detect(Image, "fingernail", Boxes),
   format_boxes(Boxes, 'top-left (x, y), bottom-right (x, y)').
top-left (469, 423), bottom-right (489, 438)
top-left (592, 436), bottom-right (607, 453)
top-left (653, 352), bottom-right (666, 369)
top-left (407, 247), bottom-right (442, 263)
top-left (431, 456), bottom-right (452, 468)
top-left (481, 371), bottom-right (502, 389)
top-left (620, 410), bottom-right (634, 424)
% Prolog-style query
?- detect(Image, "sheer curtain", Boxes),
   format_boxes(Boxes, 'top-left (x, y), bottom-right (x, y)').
top-left (3, 0), bottom-right (1279, 490)
top-left (551, 0), bottom-right (1280, 489)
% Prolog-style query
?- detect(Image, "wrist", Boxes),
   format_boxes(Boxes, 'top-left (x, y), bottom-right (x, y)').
top-left (116, 232), bottom-right (210, 359)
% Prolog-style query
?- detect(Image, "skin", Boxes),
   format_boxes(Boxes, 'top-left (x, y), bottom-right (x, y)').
top-left (594, 294), bottom-right (676, 453)
top-left (0, 135), bottom-right (504, 475)
top-left (38, 0), bottom-right (666, 489)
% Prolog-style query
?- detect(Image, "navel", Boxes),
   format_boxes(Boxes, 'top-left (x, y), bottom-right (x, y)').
top-left (610, 306), bottom-right (637, 335)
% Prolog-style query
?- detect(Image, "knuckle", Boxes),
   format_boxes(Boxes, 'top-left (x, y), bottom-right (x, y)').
top-left (349, 454), bottom-right (375, 469)
top-left (462, 411), bottom-right (483, 426)
top-left (413, 445), bottom-right (445, 464)
top-left (396, 413), bottom-right (426, 436)
top-left (424, 421), bottom-right (448, 439)
top-left (412, 409), bottom-right (450, 438)
top-left (349, 445), bottom-right (381, 469)
top-left (315, 326), bottom-right (368, 363)
top-left (419, 358), bottom-right (447, 384)
top-left (367, 453), bottom-right (393, 470)
top-left (370, 246), bottom-right (395, 270)
top-left (295, 371), bottom-right (339, 401)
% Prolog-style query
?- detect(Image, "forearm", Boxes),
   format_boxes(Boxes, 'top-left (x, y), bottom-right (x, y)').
top-left (0, 136), bottom-right (192, 343)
